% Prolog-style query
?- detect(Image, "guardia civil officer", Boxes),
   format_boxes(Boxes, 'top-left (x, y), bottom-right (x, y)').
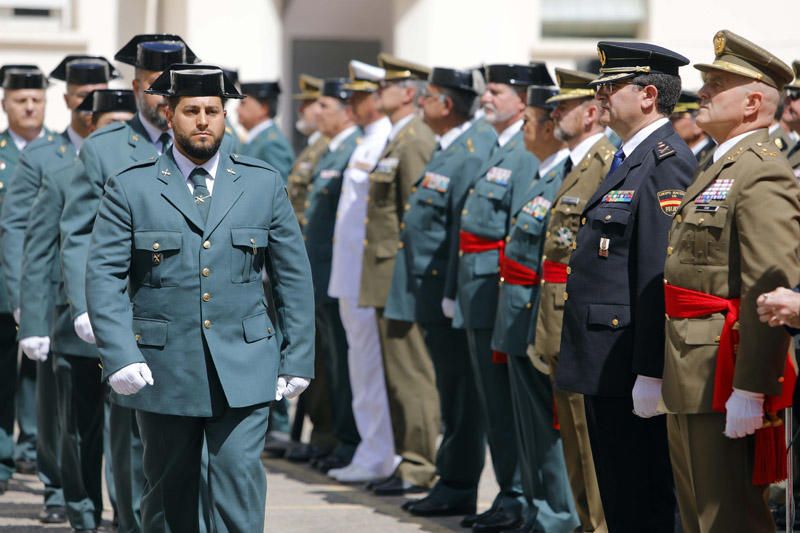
top-left (446, 63), bottom-right (544, 531)
top-left (531, 68), bottom-right (613, 533)
top-left (663, 31), bottom-right (799, 533)
top-left (20, 90), bottom-right (136, 532)
top-left (383, 66), bottom-right (495, 517)
top-left (556, 42), bottom-right (697, 532)
top-left (670, 90), bottom-right (716, 168)
top-left (85, 64), bottom-right (314, 533)
top-left (0, 64), bottom-right (47, 494)
top-left (238, 80), bottom-right (295, 180)
top-left (491, 84), bottom-right (577, 533)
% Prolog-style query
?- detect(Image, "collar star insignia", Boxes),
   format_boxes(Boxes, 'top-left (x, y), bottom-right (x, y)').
top-left (194, 194), bottom-right (210, 204)
top-left (160, 169), bottom-right (171, 176)
top-left (226, 168), bottom-right (236, 174)
top-left (131, 134), bottom-right (140, 142)
top-left (0, 139), bottom-right (6, 148)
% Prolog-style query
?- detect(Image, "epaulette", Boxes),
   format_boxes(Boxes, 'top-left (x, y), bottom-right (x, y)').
top-left (752, 141), bottom-right (780, 159)
top-left (116, 156), bottom-right (157, 175)
top-left (25, 135), bottom-right (59, 153)
top-left (88, 121), bottom-right (126, 139)
top-left (654, 140), bottom-right (676, 160)
top-left (230, 153), bottom-right (275, 170)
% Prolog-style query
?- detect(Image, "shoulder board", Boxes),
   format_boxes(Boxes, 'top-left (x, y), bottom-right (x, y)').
top-left (116, 156), bottom-right (158, 175)
top-left (654, 140), bottom-right (676, 160)
top-left (230, 153), bottom-right (274, 170)
top-left (466, 137), bottom-right (475, 153)
top-left (750, 141), bottom-right (781, 160)
top-left (25, 135), bottom-right (58, 152)
top-left (89, 121), bottom-right (126, 139)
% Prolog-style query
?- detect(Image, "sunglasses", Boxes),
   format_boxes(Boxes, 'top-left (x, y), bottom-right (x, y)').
top-left (786, 89), bottom-right (800, 102)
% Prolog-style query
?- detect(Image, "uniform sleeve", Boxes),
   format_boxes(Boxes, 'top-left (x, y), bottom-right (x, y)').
top-left (85, 175), bottom-right (143, 380)
top-left (397, 138), bottom-right (434, 211)
top-left (274, 139), bottom-right (296, 183)
top-left (444, 155), bottom-right (483, 299)
top-left (60, 143), bottom-right (104, 319)
top-left (18, 169), bottom-right (61, 339)
top-left (734, 163), bottom-right (800, 395)
top-left (265, 180), bottom-right (316, 378)
top-left (0, 149), bottom-right (43, 309)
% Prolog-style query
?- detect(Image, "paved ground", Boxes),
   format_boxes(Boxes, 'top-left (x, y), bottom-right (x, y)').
top-left (0, 454), bottom-right (499, 532)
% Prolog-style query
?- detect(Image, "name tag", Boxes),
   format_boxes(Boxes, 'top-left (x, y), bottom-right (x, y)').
top-left (560, 196), bottom-right (580, 205)
top-left (320, 169), bottom-right (341, 180)
top-left (695, 178), bottom-right (734, 204)
top-left (421, 172), bottom-right (450, 192)
top-left (602, 190), bottom-right (634, 203)
top-left (486, 166), bottom-right (512, 186)
top-left (694, 205), bottom-right (719, 213)
top-left (522, 196), bottom-right (552, 221)
top-left (376, 157), bottom-right (399, 173)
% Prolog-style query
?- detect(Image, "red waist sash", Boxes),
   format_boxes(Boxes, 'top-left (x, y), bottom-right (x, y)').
top-left (542, 260), bottom-right (568, 284)
top-left (459, 230), bottom-right (504, 255)
top-left (500, 256), bottom-right (540, 286)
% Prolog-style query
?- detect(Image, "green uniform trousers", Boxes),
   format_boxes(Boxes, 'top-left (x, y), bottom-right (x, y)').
top-left (375, 309), bottom-right (439, 487)
top-left (423, 323), bottom-right (485, 501)
top-left (36, 356), bottom-right (63, 508)
top-left (507, 354), bottom-right (578, 533)
top-left (16, 352), bottom-right (37, 463)
top-left (0, 314), bottom-right (21, 480)
top-left (55, 354), bottom-right (103, 529)
top-left (110, 403), bottom-right (144, 533)
top-left (137, 404), bottom-right (270, 533)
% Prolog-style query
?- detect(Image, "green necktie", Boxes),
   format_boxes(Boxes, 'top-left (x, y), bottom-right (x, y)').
top-left (189, 167), bottom-right (211, 222)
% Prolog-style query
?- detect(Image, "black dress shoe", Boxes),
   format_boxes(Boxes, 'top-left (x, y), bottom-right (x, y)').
top-left (39, 506), bottom-right (67, 523)
top-left (502, 518), bottom-right (536, 533)
top-left (285, 443), bottom-right (313, 462)
top-left (407, 497), bottom-right (476, 517)
top-left (0, 479), bottom-right (7, 495)
top-left (472, 508), bottom-right (523, 532)
top-left (461, 507), bottom-right (496, 528)
top-left (15, 459), bottom-right (36, 475)
top-left (372, 475), bottom-right (427, 496)
top-left (365, 475), bottom-right (393, 491)
top-left (314, 455), bottom-right (349, 473)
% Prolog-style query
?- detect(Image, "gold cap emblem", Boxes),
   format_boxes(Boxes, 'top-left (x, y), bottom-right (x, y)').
top-left (598, 48), bottom-right (607, 66)
top-left (713, 31), bottom-right (726, 56)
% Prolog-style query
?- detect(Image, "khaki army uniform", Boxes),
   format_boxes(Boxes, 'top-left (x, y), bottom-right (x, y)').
top-left (663, 129), bottom-right (800, 533)
top-left (288, 134), bottom-right (329, 224)
top-left (359, 114), bottom-right (440, 486)
top-left (768, 125), bottom-right (793, 153)
top-left (532, 134), bottom-right (614, 533)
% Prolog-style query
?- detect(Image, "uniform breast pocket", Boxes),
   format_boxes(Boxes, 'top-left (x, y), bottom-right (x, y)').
top-left (231, 227), bottom-right (269, 283)
top-left (471, 180), bottom-right (509, 232)
top-left (132, 231), bottom-right (183, 288)
top-left (678, 206), bottom-right (729, 266)
top-left (414, 189), bottom-right (447, 230)
top-left (590, 206), bottom-right (631, 238)
top-left (368, 170), bottom-right (395, 207)
top-left (507, 215), bottom-right (546, 262)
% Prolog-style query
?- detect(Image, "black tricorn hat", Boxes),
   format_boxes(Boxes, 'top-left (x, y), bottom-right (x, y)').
top-left (49, 55), bottom-right (120, 85)
top-left (527, 85), bottom-right (559, 109)
top-left (221, 67), bottom-right (239, 87)
top-left (1, 65), bottom-right (47, 90)
top-left (77, 89), bottom-right (137, 114)
top-left (321, 78), bottom-right (352, 101)
top-left (429, 67), bottom-right (477, 94)
top-left (485, 63), bottom-right (554, 87)
top-left (114, 34), bottom-right (198, 71)
top-left (240, 81), bottom-right (281, 99)
top-left (145, 64), bottom-right (243, 99)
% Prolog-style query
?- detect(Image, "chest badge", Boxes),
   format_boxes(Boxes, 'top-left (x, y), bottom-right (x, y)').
top-left (657, 189), bottom-right (685, 216)
top-left (486, 166), bottom-right (512, 186)
top-left (421, 172), bottom-right (450, 192)
top-left (160, 169), bottom-right (171, 176)
top-left (522, 196), bottom-right (552, 221)
top-left (598, 237), bottom-right (610, 258)
top-left (602, 190), bottom-right (634, 204)
top-left (695, 178), bottom-right (734, 204)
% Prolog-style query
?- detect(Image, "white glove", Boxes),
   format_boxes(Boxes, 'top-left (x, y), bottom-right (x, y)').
top-left (12, 308), bottom-right (20, 325)
top-left (724, 388), bottom-right (765, 439)
top-left (20, 336), bottom-right (49, 362)
top-left (74, 312), bottom-right (96, 344)
top-left (108, 363), bottom-right (154, 395)
top-left (441, 298), bottom-right (455, 319)
top-left (275, 375), bottom-right (310, 401)
top-left (632, 375), bottom-right (664, 418)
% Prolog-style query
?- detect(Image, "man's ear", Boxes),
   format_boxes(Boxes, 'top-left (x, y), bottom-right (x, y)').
top-left (743, 90), bottom-right (763, 122)
top-left (641, 84), bottom-right (659, 113)
top-left (165, 105), bottom-right (174, 130)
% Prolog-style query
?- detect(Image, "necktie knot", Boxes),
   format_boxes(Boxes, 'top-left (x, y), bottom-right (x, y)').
top-left (562, 156), bottom-right (574, 176)
top-left (190, 168), bottom-right (211, 222)
top-left (158, 132), bottom-right (171, 154)
top-left (189, 167), bottom-right (208, 188)
top-left (609, 148), bottom-right (626, 174)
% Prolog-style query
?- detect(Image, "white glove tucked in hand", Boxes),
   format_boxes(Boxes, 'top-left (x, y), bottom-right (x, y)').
top-left (275, 375), bottom-right (310, 401)
top-left (632, 375), bottom-right (664, 418)
top-left (441, 298), bottom-right (456, 319)
top-left (12, 308), bottom-right (20, 325)
top-left (108, 363), bottom-right (154, 395)
top-left (724, 388), bottom-right (764, 438)
top-left (20, 336), bottom-right (50, 362)
top-left (74, 312), bottom-right (96, 344)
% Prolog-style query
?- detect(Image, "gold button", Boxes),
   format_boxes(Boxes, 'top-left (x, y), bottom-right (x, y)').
top-left (462, 209), bottom-right (468, 216)
top-left (581, 217), bottom-right (586, 225)
top-left (676, 214), bottom-right (682, 223)
top-left (459, 251), bottom-right (464, 257)
top-left (398, 242), bottom-right (404, 249)
top-left (566, 266), bottom-right (571, 274)
top-left (611, 318), bottom-right (619, 327)
top-left (202, 267), bottom-right (210, 277)
top-left (488, 192), bottom-right (494, 198)
top-left (432, 269), bottom-right (438, 276)
top-left (565, 207), bottom-right (571, 213)
top-left (545, 231), bottom-right (550, 237)
top-left (571, 242), bottom-right (577, 250)
top-left (203, 240), bottom-right (211, 249)
top-left (525, 302), bottom-right (532, 309)
top-left (714, 335), bottom-right (721, 342)
top-left (405, 203), bottom-right (410, 210)
top-left (540, 279), bottom-right (546, 285)
top-left (667, 246), bottom-right (673, 255)
top-left (400, 222), bottom-right (405, 230)
top-left (134, 334), bottom-right (142, 342)
top-left (563, 291), bottom-right (569, 301)
top-left (523, 223), bottom-right (529, 230)
top-left (411, 186), bottom-right (417, 192)
top-left (779, 376), bottom-right (786, 383)
top-left (664, 278), bottom-right (668, 284)
top-left (511, 217), bottom-right (517, 225)
top-left (542, 255), bottom-right (547, 261)
top-left (427, 198), bottom-right (433, 204)
top-left (604, 214), bottom-right (611, 221)
top-left (267, 327), bottom-right (273, 334)
top-left (499, 277), bottom-right (505, 284)
top-left (304, 201), bottom-right (310, 208)
top-left (202, 293), bottom-right (211, 302)
top-left (203, 319), bottom-right (212, 329)
top-left (505, 236), bottom-right (511, 242)
top-left (469, 189), bottom-right (475, 194)
top-left (698, 218), bottom-right (705, 224)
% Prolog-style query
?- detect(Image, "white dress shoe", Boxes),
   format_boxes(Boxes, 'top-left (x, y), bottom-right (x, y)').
top-left (331, 463), bottom-right (384, 483)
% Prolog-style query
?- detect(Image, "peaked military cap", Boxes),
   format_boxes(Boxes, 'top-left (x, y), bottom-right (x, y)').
top-left (145, 64), bottom-right (243, 99)
top-left (50, 55), bottom-right (120, 85)
top-left (786, 60), bottom-right (800, 91)
top-left (671, 90), bottom-right (701, 114)
top-left (429, 67), bottom-right (478, 93)
top-left (77, 89), bottom-right (136, 114)
top-left (590, 41), bottom-right (689, 85)
top-left (527, 85), bottom-right (559, 109)
top-left (240, 81), bottom-right (281, 99)
top-left (114, 34), bottom-right (198, 71)
top-left (344, 60), bottom-right (384, 93)
top-left (292, 74), bottom-right (322, 100)
top-left (321, 78), bottom-right (352, 101)
top-left (485, 63), bottom-right (554, 87)
top-left (694, 30), bottom-right (793, 90)
top-left (546, 68), bottom-right (596, 103)
top-left (378, 53), bottom-right (430, 81)
top-left (1, 65), bottom-right (47, 90)
top-left (221, 67), bottom-right (239, 87)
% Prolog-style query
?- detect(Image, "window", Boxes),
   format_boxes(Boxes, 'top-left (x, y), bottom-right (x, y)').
top-left (541, 0), bottom-right (646, 39)
top-left (0, 0), bottom-right (72, 30)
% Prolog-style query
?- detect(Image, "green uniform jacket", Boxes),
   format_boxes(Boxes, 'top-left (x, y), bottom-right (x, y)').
top-left (491, 159), bottom-right (565, 356)
top-left (61, 115), bottom-right (238, 320)
top-left (85, 150), bottom-right (315, 416)
top-left (451, 130), bottom-right (539, 330)
top-left (241, 122), bottom-right (295, 182)
top-left (303, 128), bottom-right (360, 305)
top-left (0, 129), bottom-right (71, 311)
top-left (359, 115), bottom-right (436, 308)
top-left (288, 134), bottom-right (330, 224)
top-left (20, 157), bottom-right (98, 357)
top-left (384, 121), bottom-right (496, 324)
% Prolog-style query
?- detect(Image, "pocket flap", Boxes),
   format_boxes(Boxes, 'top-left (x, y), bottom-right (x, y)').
top-left (375, 241), bottom-right (397, 259)
top-left (685, 317), bottom-right (724, 346)
top-left (416, 190), bottom-right (447, 207)
top-left (476, 181), bottom-right (507, 200)
top-left (473, 250), bottom-right (500, 276)
top-left (595, 207), bottom-right (631, 225)
top-left (231, 227), bottom-right (269, 248)
top-left (132, 317), bottom-right (168, 347)
top-left (133, 231), bottom-right (182, 252)
top-left (242, 311), bottom-right (275, 343)
top-left (516, 216), bottom-right (545, 235)
top-left (691, 205), bottom-right (728, 229)
top-left (587, 303), bottom-right (631, 328)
